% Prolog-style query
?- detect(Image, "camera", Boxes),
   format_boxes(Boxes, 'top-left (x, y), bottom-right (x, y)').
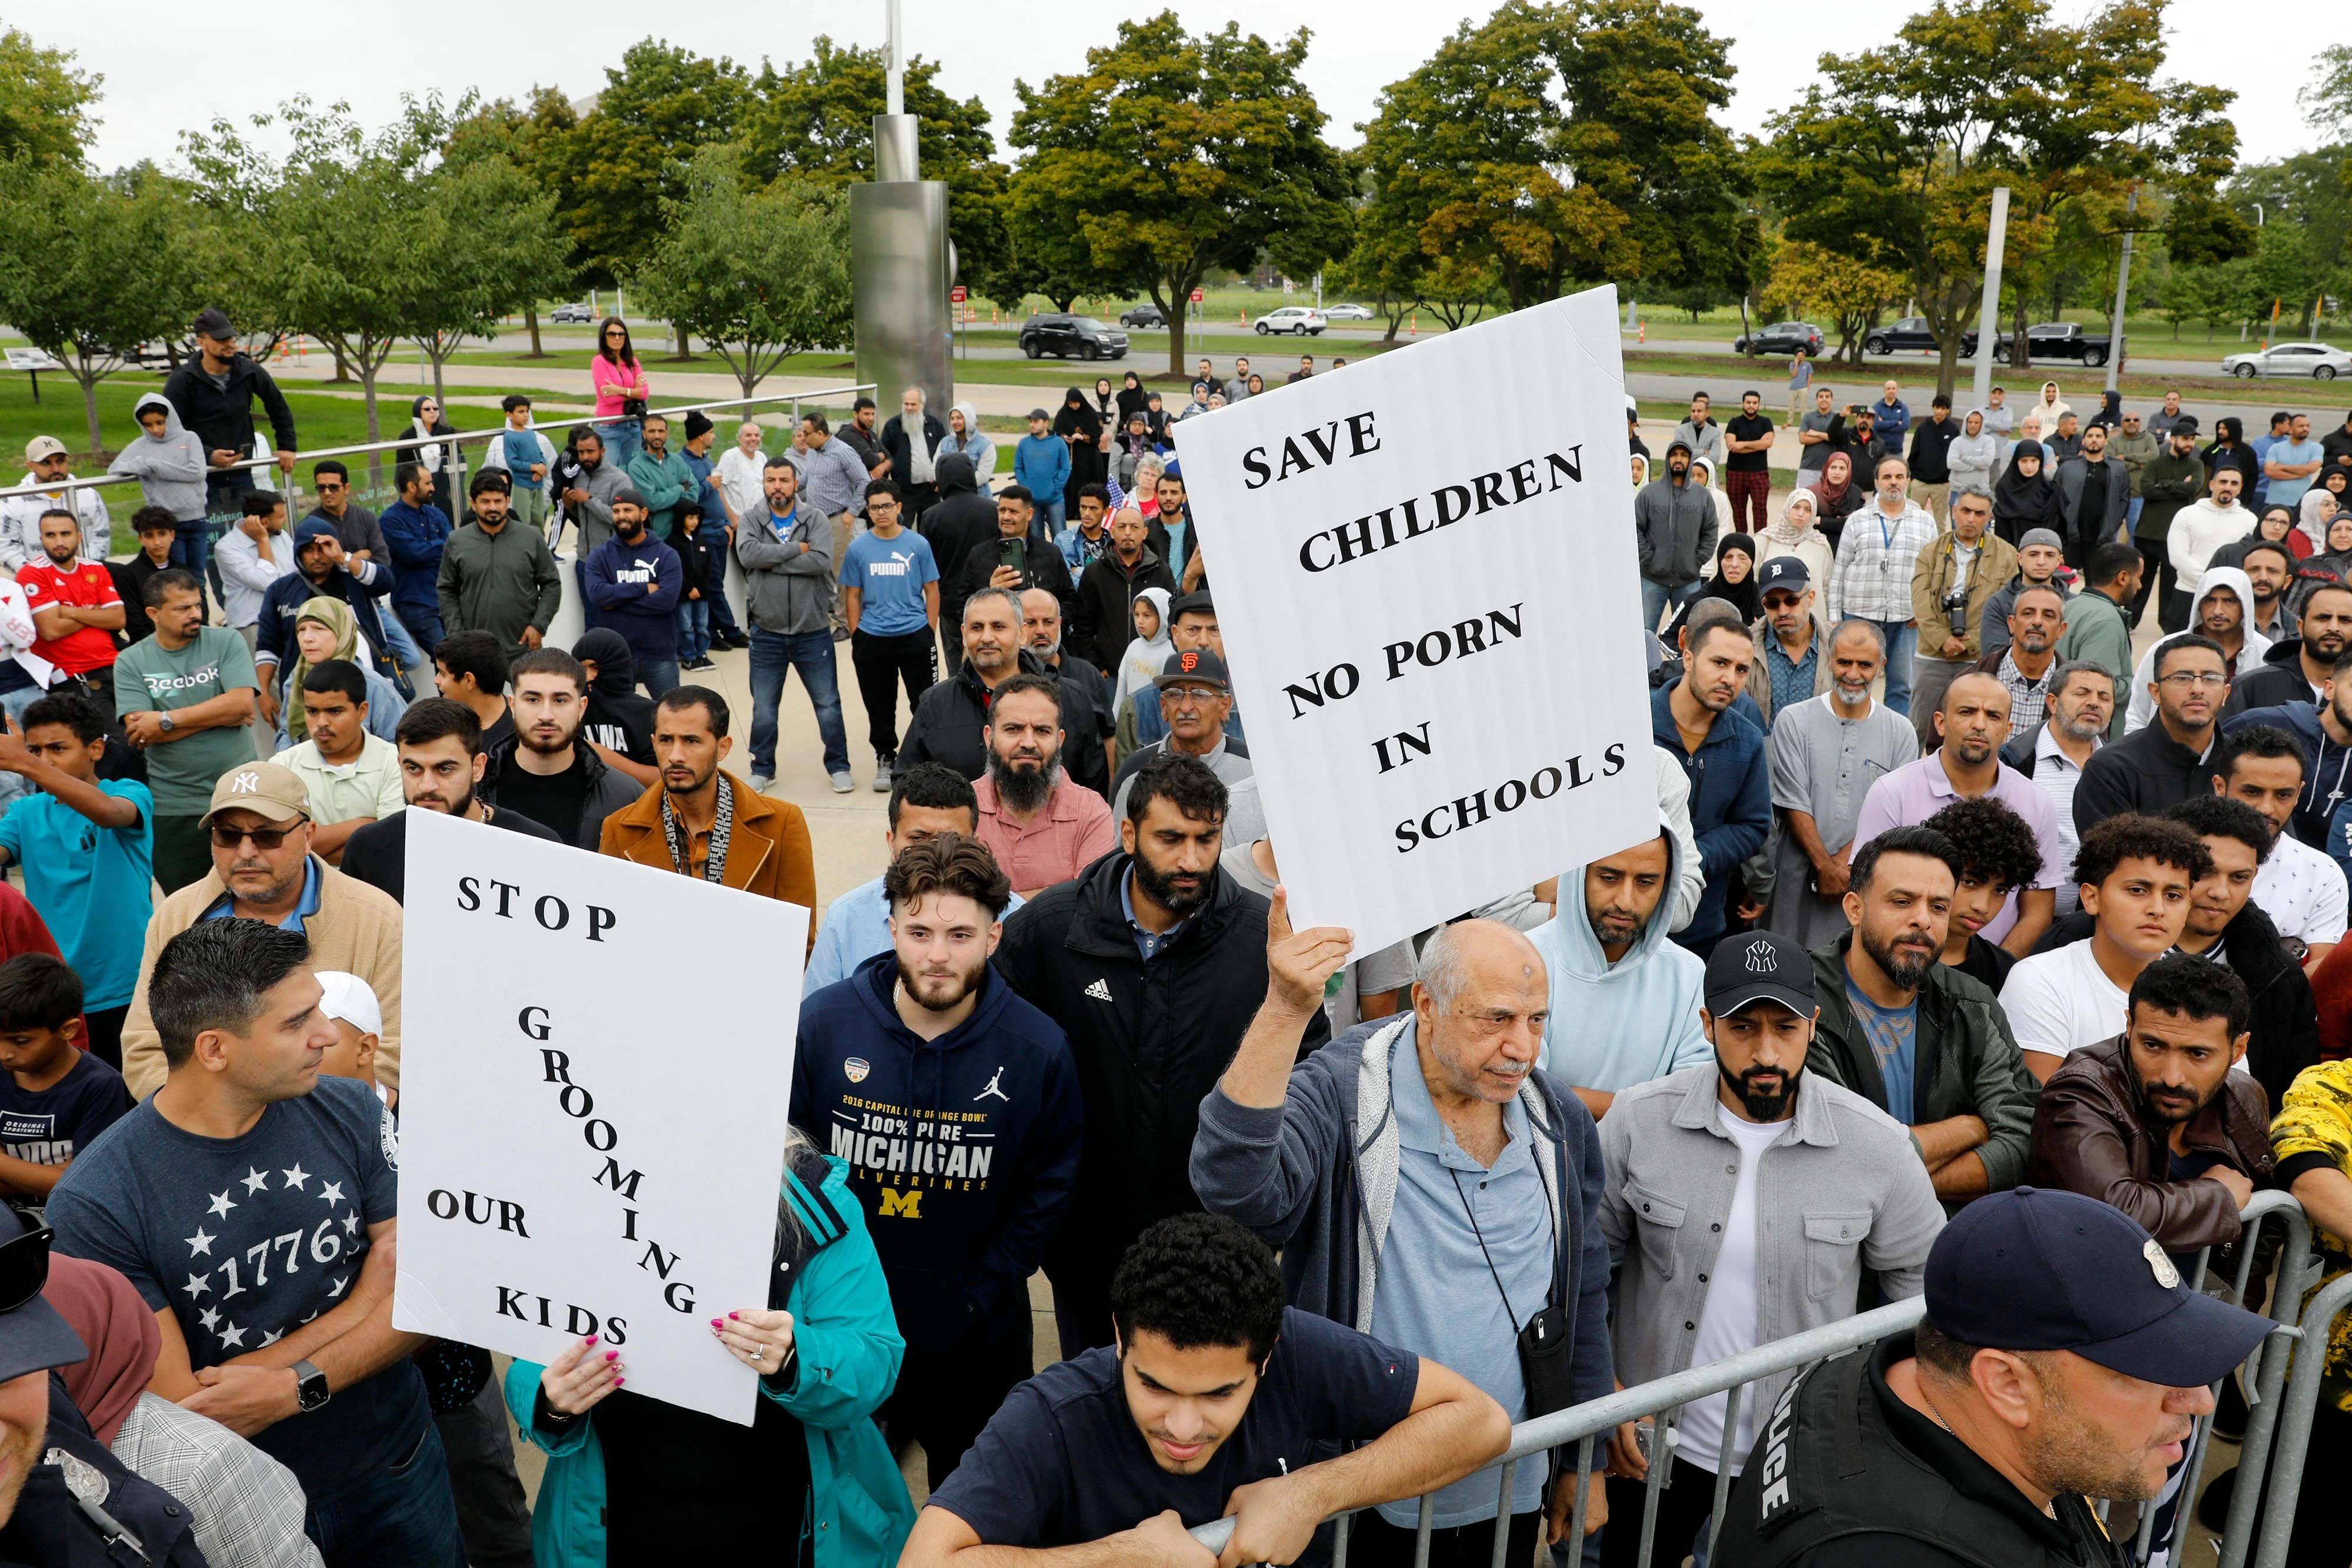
top-left (1941, 584), bottom-right (1972, 640)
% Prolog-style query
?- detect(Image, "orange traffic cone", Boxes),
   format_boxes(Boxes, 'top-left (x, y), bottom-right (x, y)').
top-left (1409, 313), bottom-right (1418, 336)
top-left (1638, 322), bottom-right (1646, 343)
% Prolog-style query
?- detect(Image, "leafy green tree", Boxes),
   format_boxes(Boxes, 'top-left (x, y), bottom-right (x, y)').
top-left (1005, 12), bottom-right (1353, 375)
top-left (179, 106), bottom-right (306, 366)
top-left (633, 144), bottom-right (853, 399)
top-left (449, 88), bottom-right (584, 355)
top-left (0, 162), bottom-right (200, 453)
top-left (0, 27), bottom-right (99, 169)
top-left (407, 145), bottom-right (576, 407)
top-left (553, 41), bottom-right (753, 291)
top-left (1762, 239), bottom-right (1905, 367)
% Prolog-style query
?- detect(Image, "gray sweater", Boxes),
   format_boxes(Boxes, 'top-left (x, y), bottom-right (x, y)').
top-left (734, 502), bottom-right (835, 635)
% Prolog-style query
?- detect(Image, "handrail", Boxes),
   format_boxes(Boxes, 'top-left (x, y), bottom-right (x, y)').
top-left (0, 383), bottom-right (878, 505)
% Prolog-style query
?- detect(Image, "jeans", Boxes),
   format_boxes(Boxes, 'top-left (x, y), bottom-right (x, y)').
top-left (305, 1419), bottom-right (467, 1568)
top-left (203, 469), bottom-right (252, 609)
top-left (2126, 494), bottom-right (2145, 532)
top-left (878, 1291), bottom-right (1033, 1493)
top-left (1641, 577), bottom-right (1701, 634)
top-left (394, 603), bottom-right (445, 663)
top-left (573, 559), bottom-right (600, 631)
top-left (435, 1379), bottom-right (532, 1568)
top-left (637, 657), bottom-right (680, 698)
top-left (170, 519), bottom-right (213, 610)
top-left (748, 627), bottom-right (848, 777)
top-left (677, 596), bottom-right (711, 661)
top-left (153, 815), bottom-right (214, 895)
top-left (849, 627), bottom-right (938, 760)
top-left (595, 417), bottom-right (642, 471)
top-left (1876, 618), bottom-right (1917, 715)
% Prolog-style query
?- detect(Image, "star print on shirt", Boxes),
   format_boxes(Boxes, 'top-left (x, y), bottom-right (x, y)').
top-left (217, 1322), bottom-right (246, 1348)
top-left (259, 1329), bottom-right (282, 1347)
top-left (196, 1307), bottom-right (220, 1332)
top-left (183, 1273), bottom-right (211, 1299)
top-left (318, 1182), bottom-right (343, 1206)
top-left (328, 1276), bottom-right (349, 1299)
top-left (341, 1211), bottom-right (360, 1236)
top-left (280, 1164), bottom-right (309, 1191)
top-left (206, 1190), bottom-right (236, 1218)
top-left (240, 1167), bottom-right (270, 1195)
top-left (185, 1228), bottom-right (216, 1257)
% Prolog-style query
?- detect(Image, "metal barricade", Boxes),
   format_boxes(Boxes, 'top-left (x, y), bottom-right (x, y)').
top-left (2238, 1242), bottom-right (2352, 1568)
top-left (1187, 1193), bottom-right (2308, 1568)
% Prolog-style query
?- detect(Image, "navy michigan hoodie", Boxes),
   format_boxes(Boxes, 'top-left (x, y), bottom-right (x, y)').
top-left (789, 948), bottom-right (1084, 1355)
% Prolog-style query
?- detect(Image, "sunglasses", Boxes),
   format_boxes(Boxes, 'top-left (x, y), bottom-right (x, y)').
top-left (211, 822), bottom-right (305, 850)
top-left (0, 1225), bottom-right (52, 1313)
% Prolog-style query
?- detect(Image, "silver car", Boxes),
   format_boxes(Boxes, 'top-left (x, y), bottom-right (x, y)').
top-left (2221, 341), bottom-right (2352, 380)
top-left (1322, 303), bottom-right (1374, 321)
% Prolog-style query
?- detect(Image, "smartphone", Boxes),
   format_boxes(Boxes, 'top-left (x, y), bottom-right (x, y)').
top-left (997, 537), bottom-right (1028, 580)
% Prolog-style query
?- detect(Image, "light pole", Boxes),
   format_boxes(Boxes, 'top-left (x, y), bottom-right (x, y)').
top-left (2104, 184), bottom-right (2138, 395)
top-left (1971, 187), bottom-right (2010, 414)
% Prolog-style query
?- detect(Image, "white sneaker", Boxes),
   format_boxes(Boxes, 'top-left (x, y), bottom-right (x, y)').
top-left (830, 771), bottom-right (854, 794)
top-left (750, 774), bottom-right (774, 793)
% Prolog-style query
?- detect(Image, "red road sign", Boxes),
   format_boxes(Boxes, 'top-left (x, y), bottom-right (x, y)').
top-left (1189, 287), bottom-right (1205, 303)
top-left (950, 285), bottom-right (968, 303)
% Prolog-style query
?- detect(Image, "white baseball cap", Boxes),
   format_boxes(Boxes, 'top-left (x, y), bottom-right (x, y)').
top-left (315, 971), bottom-right (382, 1037)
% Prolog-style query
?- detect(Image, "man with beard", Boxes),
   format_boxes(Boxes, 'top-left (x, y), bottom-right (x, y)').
top-left (1760, 621), bottom-right (1917, 945)
top-left (1073, 506), bottom-right (1176, 680)
top-left (1194, 916), bottom-right (1616, 1560)
top-left (2000, 661), bottom-right (2114, 916)
top-left (2228, 583), bottom-right (2352, 714)
top-left (2224, 652), bottom-right (2352, 851)
top-left (1595, 930), bottom-right (1943, 1568)
top-left (997, 753), bottom-right (1329, 1358)
top-left (1978, 528), bottom-right (2067, 660)
top-left (599, 688), bottom-right (816, 925)
top-left (901, 589), bottom-right (1045, 783)
top-left (972, 674), bottom-right (1115, 898)
top-left (1635, 439), bottom-right (1716, 633)
top-left (1807, 825), bottom-right (2040, 1199)
top-left (2002, 814), bottom-right (2210, 1082)
top-left (1652, 601), bottom-right (1769, 953)
top-left (18, 509), bottom-right (123, 715)
top-left (2237, 541), bottom-right (2298, 643)
top-left (340, 699), bottom-right (558, 905)
top-left (1529, 830), bottom-right (1710, 1118)
top-left (480, 649), bottom-right (639, 851)
top-left (2210, 726), bottom-right (2348, 968)
top-left (2075, 636), bottom-right (2229, 832)
top-left (580, 488), bottom-right (683, 697)
top-left (1967, 584), bottom-right (2065, 740)
top-left (791, 832), bottom-right (1080, 1489)
top-left (1017, 587), bottom-right (1114, 796)
top-left (1852, 674), bottom-right (2066, 959)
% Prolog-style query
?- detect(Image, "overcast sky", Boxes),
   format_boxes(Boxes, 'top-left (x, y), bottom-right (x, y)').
top-left (40, 1), bottom-right (2346, 176)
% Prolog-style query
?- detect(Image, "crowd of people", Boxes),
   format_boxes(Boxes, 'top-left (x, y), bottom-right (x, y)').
top-left (0, 316), bottom-right (2347, 1568)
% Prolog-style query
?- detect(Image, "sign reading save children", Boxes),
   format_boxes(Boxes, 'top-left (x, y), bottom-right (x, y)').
top-left (1177, 285), bottom-right (1653, 957)
top-left (392, 809), bottom-right (808, 1423)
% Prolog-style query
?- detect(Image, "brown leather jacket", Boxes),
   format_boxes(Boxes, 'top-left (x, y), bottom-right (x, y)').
top-left (2026, 1035), bottom-right (2276, 1288)
top-left (599, 771), bottom-right (817, 950)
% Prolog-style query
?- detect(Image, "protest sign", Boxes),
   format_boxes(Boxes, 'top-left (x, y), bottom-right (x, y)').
top-left (392, 809), bottom-right (809, 1424)
top-left (1177, 285), bottom-right (1653, 957)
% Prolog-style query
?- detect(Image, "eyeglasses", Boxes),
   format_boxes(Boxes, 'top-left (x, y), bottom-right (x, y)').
top-left (210, 821), bottom-right (306, 850)
top-left (604, 328), bottom-right (626, 338)
top-left (1161, 686), bottom-right (1226, 703)
top-left (315, 481), bottom-right (345, 493)
top-left (2157, 672), bottom-right (2229, 688)
top-left (0, 1224), bottom-right (52, 1313)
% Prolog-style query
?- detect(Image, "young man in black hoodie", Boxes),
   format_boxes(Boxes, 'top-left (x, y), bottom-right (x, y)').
top-left (790, 832), bottom-right (1081, 1488)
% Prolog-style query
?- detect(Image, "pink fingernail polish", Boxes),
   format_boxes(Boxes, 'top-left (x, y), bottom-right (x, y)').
top-left (614, 1378), bottom-right (624, 1387)
top-left (604, 1351), bottom-right (617, 1361)
top-left (585, 1334), bottom-right (599, 1346)
top-left (728, 1310), bottom-right (741, 1319)
top-left (710, 1318), bottom-right (721, 1328)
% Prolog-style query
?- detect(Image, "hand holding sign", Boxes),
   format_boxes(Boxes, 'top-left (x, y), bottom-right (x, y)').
top-left (1264, 886), bottom-right (1352, 1016)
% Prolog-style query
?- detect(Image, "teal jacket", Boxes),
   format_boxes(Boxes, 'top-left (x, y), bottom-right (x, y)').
top-left (505, 1153), bottom-right (916, 1568)
top-left (624, 447), bottom-right (697, 539)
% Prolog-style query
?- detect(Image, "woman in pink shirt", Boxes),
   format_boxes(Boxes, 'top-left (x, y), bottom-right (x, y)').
top-left (592, 317), bottom-right (650, 469)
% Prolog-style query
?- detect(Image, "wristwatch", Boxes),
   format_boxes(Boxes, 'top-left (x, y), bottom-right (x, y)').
top-left (157, 713), bottom-right (175, 733)
top-left (292, 1359), bottom-right (330, 1413)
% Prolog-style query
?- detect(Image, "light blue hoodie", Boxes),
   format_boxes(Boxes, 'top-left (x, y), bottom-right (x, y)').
top-left (1526, 826), bottom-right (1710, 1092)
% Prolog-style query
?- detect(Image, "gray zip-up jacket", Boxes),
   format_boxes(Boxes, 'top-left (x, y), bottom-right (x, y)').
top-left (1190, 1017), bottom-right (1614, 1406)
top-left (1598, 1064), bottom-right (1944, 1440)
top-left (1635, 474), bottom-right (1719, 588)
top-left (734, 501), bottom-right (834, 635)
top-left (568, 457), bottom-right (632, 557)
top-left (107, 393), bottom-right (209, 520)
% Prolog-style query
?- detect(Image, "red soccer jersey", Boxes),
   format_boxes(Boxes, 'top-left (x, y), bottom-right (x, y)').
top-left (17, 560), bottom-right (120, 676)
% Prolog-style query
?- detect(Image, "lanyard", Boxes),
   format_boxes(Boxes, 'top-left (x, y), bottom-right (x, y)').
top-left (1448, 1164), bottom-right (1555, 1333)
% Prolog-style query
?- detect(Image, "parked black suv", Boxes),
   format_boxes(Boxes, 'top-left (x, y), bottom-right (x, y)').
top-left (1019, 315), bottom-right (1130, 360)
top-left (1863, 316), bottom-right (1982, 357)
top-left (1118, 303), bottom-right (1165, 329)
top-left (1730, 321), bottom-right (1826, 356)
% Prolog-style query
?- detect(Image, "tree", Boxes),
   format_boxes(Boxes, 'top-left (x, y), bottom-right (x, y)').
top-left (1358, 1), bottom-right (1746, 316)
top-left (1006, 12), bottom-right (1354, 375)
top-left (449, 88), bottom-right (585, 356)
top-left (552, 41), bottom-right (753, 292)
top-left (0, 27), bottom-right (99, 170)
top-left (407, 146), bottom-right (576, 408)
top-left (1762, 239), bottom-right (1906, 367)
top-left (0, 162), bottom-right (199, 454)
top-left (632, 144), bottom-right (853, 399)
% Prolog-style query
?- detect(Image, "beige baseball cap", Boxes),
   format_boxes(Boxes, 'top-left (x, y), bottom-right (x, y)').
top-left (199, 763), bottom-right (312, 828)
top-left (24, 436), bottom-right (66, 463)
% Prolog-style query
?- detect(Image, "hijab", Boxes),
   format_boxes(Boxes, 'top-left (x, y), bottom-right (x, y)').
top-left (1767, 489), bottom-right (1820, 549)
top-left (1116, 372), bottom-right (1148, 424)
top-left (2300, 465), bottom-right (2349, 549)
top-left (1812, 452), bottom-right (1855, 510)
top-left (1993, 439), bottom-right (2058, 533)
top-left (47, 1253), bottom-right (160, 1446)
top-left (574, 626), bottom-right (638, 697)
top-left (1708, 533), bottom-right (1761, 621)
top-left (407, 394), bottom-right (449, 473)
top-left (1120, 586), bottom-right (1174, 703)
top-left (285, 596), bottom-right (360, 744)
top-left (1054, 387), bottom-right (1101, 442)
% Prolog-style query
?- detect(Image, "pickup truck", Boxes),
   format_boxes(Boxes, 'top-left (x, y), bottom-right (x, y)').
top-left (1991, 322), bottom-right (2121, 368)
top-left (1863, 317), bottom-right (1982, 357)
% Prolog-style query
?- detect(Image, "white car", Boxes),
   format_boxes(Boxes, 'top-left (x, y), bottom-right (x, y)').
top-left (2221, 342), bottom-right (2352, 380)
top-left (1322, 303), bottom-right (1374, 322)
top-left (1255, 306), bottom-right (1327, 336)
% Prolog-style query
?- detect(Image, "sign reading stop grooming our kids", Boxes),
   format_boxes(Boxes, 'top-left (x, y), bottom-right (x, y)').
top-left (1178, 285), bottom-right (1654, 957)
top-left (392, 808), bottom-right (809, 1424)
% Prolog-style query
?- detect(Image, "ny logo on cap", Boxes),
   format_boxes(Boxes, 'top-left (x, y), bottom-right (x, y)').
top-left (1180, 650), bottom-right (1200, 672)
top-left (230, 772), bottom-right (260, 794)
top-left (1744, 938), bottom-right (1778, 973)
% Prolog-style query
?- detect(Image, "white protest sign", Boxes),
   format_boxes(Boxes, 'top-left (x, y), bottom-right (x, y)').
top-left (392, 808), bottom-right (809, 1424)
top-left (1177, 285), bottom-right (1653, 957)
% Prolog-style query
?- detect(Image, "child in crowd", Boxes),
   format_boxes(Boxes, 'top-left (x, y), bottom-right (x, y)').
top-left (670, 501), bottom-right (719, 673)
top-left (315, 970), bottom-right (393, 1112)
top-left (1116, 586), bottom-right (1172, 758)
top-left (0, 954), bottom-right (132, 1201)
top-left (110, 509), bottom-right (181, 647)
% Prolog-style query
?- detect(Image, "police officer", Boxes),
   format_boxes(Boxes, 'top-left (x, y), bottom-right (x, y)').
top-left (1714, 1186), bottom-right (2270, 1568)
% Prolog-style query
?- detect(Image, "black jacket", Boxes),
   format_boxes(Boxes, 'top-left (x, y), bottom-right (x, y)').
top-left (0, 1376), bottom-right (211, 1567)
top-left (2029, 902), bottom-right (2320, 1111)
top-left (1074, 548), bottom-right (1177, 674)
top-left (918, 454), bottom-right (1000, 624)
top-left (951, 532), bottom-right (1078, 628)
top-left (481, 731), bottom-right (643, 850)
top-left (162, 351), bottom-right (297, 468)
top-left (1147, 507), bottom-right (1200, 579)
top-left (2072, 720), bottom-right (2220, 837)
top-left (2223, 637), bottom-right (2324, 718)
top-left (899, 651), bottom-right (1100, 785)
top-left (880, 411), bottom-right (948, 495)
top-left (1907, 416), bottom-right (1959, 484)
top-left (993, 851), bottom-right (1331, 1275)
